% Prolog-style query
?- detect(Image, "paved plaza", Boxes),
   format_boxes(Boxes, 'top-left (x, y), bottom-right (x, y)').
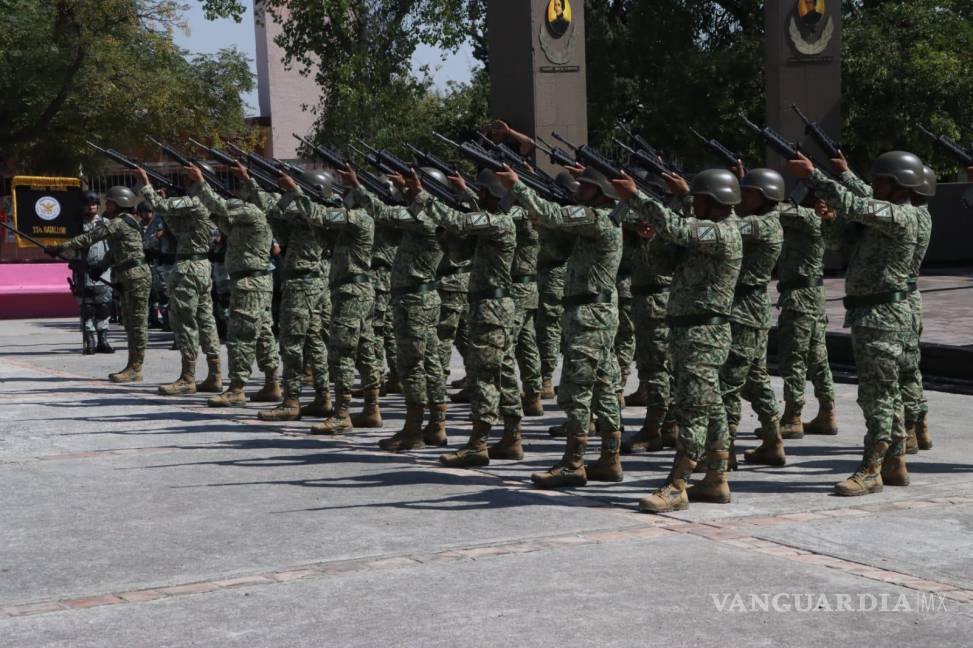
top-left (1, 316), bottom-right (971, 647)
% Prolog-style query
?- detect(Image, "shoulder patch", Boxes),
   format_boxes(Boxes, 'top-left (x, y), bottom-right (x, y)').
top-left (170, 197), bottom-right (192, 210)
top-left (562, 205), bottom-right (591, 222)
top-left (738, 220), bottom-right (754, 237)
top-left (779, 204), bottom-right (799, 216)
top-left (692, 223), bottom-right (721, 243)
top-left (326, 209), bottom-right (349, 225)
top-left (868, 201), bottom-right (893, 220)
top-left (467, 212), bottom-right (493, 229)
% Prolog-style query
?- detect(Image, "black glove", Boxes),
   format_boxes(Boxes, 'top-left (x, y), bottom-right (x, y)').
top-left (44, 245), bottom-right (63, 257)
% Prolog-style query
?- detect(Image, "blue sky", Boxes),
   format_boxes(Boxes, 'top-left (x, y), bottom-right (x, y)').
top-left (172, 0), bottom-right (476, 116)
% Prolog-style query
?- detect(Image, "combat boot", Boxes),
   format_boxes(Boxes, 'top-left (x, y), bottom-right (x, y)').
top-left (300, 390), bottom-right (333, 418)
top-left (621, 407), bottom-right (667, 454)
top-left (804, 401), bottom-right (838, 435)
top-left (197, 355), bottom-right (222, 393)
top-left (378, 403), bottom-right (425, 451)
top-left (158, 357), bottom-right (197, 396)
top-left (744, 420), bottom-right (786, 467)
top-left (727, 439), bottom-right (738, 471)
top-left (489, 417), bottom-right (524, 460)
top-left (350, 387), bottom-right (383, 428)
top-left (686, 450), bottom-right (731, 503)
top-left (439, 421), bottom-right (491, 467)
top-left (616, 391), bottom-right (626, 409)
top-left (624, 382), bottom-right (648, 407)
top-left (521, 391), bottom-right (544, 417)
top-left (779, 402), bottom-right (804, 439)
top-left (310, 392), bottom-right (353, 435)
top-left (258, 397), bottom-right (301, 422)
top-left (251, 371), bottom-right (282, 402)
top-left (914, 413), bottom-right (932, 450)
top-left (698, 426), bottom-right (736, 474)
top-left (82, 331), bottom-right (96, 355)
top-left (449, 385), bottom-right (471, 404)
top-left (881, 439), bottom-right (910, 487)
top-left (540, 376), bottom-right (555, 399)
top-left (834, 439), bottom-right (888, 496)
top-left (422, 403), bottom-right (448, 447)
top-left (207, 382), bottom-right (247, 407)
top-left (381, 372), bottom-right (402, 395)
top-left (530, 430), bottom-right (587, 488)
top-left (96, 330), bottom-right (114, 354)
top-left (585, 430), bottom-right (623, 482)
top-left (661, 419), bottom-right (678, 448)
top-left (638, 454), bottom-right (697, 513)
top-left (109, 350), bottom-right (143, 383)
top-left (905, 424), bottom-right (919, 454)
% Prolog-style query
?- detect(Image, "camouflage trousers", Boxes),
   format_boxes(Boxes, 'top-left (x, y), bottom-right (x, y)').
top-left (514, 306), bottom-right (543, 396)
top-left (330, 285), bottom-right (380, 394)
top-left (852, 326), bottom-right (908, 445)
top-left (121, 273), bottom-right (152, 357)
top-left (901, 295), bottom-right (927, 426)
top-left (437, 290), bottom-right (469, 378)
top-left (670, 323), bottom-right (731, 461)
top-left (304, 289), bottom-right (332, 394)
top-left (467, 299), bottom-right (521, 426)
top-left (279, 277), bottom-right (326, 399)
top-left (777, 308), bottom-right (834, 411)
top-left (631, 311), bottom-right (672, 412)
top-left (226, 287), bottom-right (279, 385)
top-left (721, 322), bottom-right (780, 431)
top-left (393, 291), bottom-right (445, 406)
top-left (536, 263), bottom-right (566, 378)
top-left (168, 260), bottom-right (220, 364)
top-left (558, 303), bottom-right (621, 436)
top-left (356, 288), bottom-right (394, 384)
top-left (614, 296), bottom-right (636, 391)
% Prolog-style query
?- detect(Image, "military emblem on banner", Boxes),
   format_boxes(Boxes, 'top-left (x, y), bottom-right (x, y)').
top-left (539, 0), bottom-right (577, 65)
top-left (789, 0), bottom-right (834, 57)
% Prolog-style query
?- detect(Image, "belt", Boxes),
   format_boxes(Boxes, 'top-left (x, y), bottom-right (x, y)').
top-left (562, 289), bottom-right (614, 308)
top-left (511, 274), bottom-right (537, 284)
top-left (391, 281), bottom-right (438, 297)
top-left (666, 313), bottom-right (728, 328)
top-left (538, 259), bottom-right (567, 271)
top-left (285, 267), bottom-right (321, 280)
top-left (176, 253), bottom-right (209, 262)
top-left (842, 290), bottom-right (910, 309)
top-left (157, 253), bottom-right (176, 264)
top-left (338, 273), bottom-right (371, 287)
top-left (371, 260), bottom-right (392, 271)
top-left (469, 287), bottom-right (509, 302)
top-left (777, 276), bottom-right (824, 292)
top-left (113, 258), bottom-right (147, 272)
top-left (631, 284), bottom-right (671, 297)
top-left (907, 278), bottom-right (918, 292)
top-left (735, 283), bottom-right (768, 297)
top-left (229, 268), bottom-right (273, 281)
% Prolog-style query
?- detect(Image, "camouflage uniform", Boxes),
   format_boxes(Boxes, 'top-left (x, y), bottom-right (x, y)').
top-left (902, 204), bottom-right (931, 429)
top-left (535, 229), bottom-right (575, 384)
top-left (510, 211), bottom-right (543, 398)
top-left (364, 223), bottom-right (401, 383)
top-left (73, 215), bottom-right (113, 340)
top-left (721, 208), bottom-right (783, 438)
top-left (191, 182), bottom-right (280, 387)
top-left (142, 213), bottom-right (175, 328)
top-left (614, 229), bottom-right (638, 393)
top-left (210, 233), bottom-right (231, 340)
top-left (436, 233), bottom-right (473, 377)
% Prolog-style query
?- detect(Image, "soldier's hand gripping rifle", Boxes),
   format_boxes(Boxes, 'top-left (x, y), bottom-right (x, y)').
top-left (148, 137), bottom-right (234, 197)
top-left (546, 131), bottom-right (667, 201)
top-left (187, 138), bottom-right (280, 193)
top-left (293, 134), bottom-right (399, 205)
top-left (356, 140), bottom-right (469, 212)
top-left (474, 134), bottom-right (557, 184)
top-left (224, 142), bottom-right (342, 207)
top-left (792, 104), bottom-right (843, 160)
top-left (738, 113), bottom-right (834, 203)
top-left (86, 141), bottom-right (178, 192)
top-left (917, 124), bottom-right (973, 167)
top-left (403, 141), bottom-right (479, 192)
top-left (689, 128), bottom-right (742, 169)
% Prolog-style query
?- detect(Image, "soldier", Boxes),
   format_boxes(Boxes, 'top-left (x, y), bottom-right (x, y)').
top-left (616, 169), bottom-right (743, 513)
top-left (184, 165), bottom-right (281, 407)
top-left (366, 206), bottom-right (402, 395)
top-left (510, 181), bottom-right (544, 418)
top-left (789, 151), bottom-right (921, 496)
top-left (210, 231), bottom-right (231, 341)
top-left (135, 167), bottom-right (223, 396)
top-left (614, 221), bottom-right (637, 407)
top-left (437, 230), bottom-right (474, 401)
top-left (72, 191), bottom-right (114, 355)
top-left (47, 186), bottom-right (151, 382)
top-left (720, 168), bottom-right (784, 468)
top-left (503, 165), bottom-right (624, 488)
top-left (278, 173), bottom-right (379, 435)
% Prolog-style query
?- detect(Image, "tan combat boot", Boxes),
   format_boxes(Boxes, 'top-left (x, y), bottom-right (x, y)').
top-left (779, 401), bottom-right (804, 439)
top-left (489, 417), bottom-right (524, 460)
top-left (834, 439), bottom-right (888, 496)
top-left (258, 397), bottom-right (301, 422)
top-left (686, 450), bottom-right (731, 503)
top-left (422, 403), bottom-right (449, 447)
top-left (440, 421), bottom-right (491, 467)
top-left (251, 371), bottom-right (282, 403)
top-left (522, 392), bottom-right (544, 417)
top-left (661, 419), bottom-right (678, 448)
top-left (207, 382), bottom-right (247, 407)
top-left (905, 423), bottom-right (919, 454)
top-left (300, 390), bottom-right (333, 418)
top-left (914, 413), bottom-right (932, 450)
top-left (804, 401), bottom-right (838, 435)
top-left (351, 387), bottom-right (383, 428)
top-left (881, 440), bottom-right (910, 487)
top-left (638, 454), bottom-right (698, 513)
top-left (744, 420), bottom-right (786, 467)
top-left (585, 430), bottom-right (623, 482)
top-left (197, 355), bottom-right (222, 393)
top-left (540, 376), bottom-right (555, 399)
top-left (621, 407), bottom-right (666, 454)
top-left (530, 430), bottom-right (587, 488)
top-left (698, 425), bottom-right (735, 474)
top-left (109, 350), bottom-right (143, 383)
top-left (378, 404), bottom-right (425, 451)
top-left (310, 392), bottom-right (353, 435)
top-left (624, 382), bottom-right (648, 408)
top-left (158, 357), bottom-right (197, 395)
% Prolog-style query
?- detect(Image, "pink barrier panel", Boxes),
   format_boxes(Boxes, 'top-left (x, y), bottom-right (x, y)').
top-left (0, 263), bottom-right (78, 319)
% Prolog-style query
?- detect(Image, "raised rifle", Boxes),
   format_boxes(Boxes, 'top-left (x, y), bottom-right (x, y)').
top-left (294, 134), bottom-right (399, 205)
top-left (689, 128), bottom-right (741, 168)
top-left (548, 131), bottom-right (666, 200)
top-left (148, 137), bottom-right (233, 197)
top-left (615, 122), bottom-right (685, 176)
top-left (86, 140), bottom-right (178, 191)
top-left (917, 124), bottom-right (973, 167)
top-left (187, 138), bottom-right (280, 193)
top-left (357, 140), bottom-right (469, 211)
top-left (792, 104), bottom-right (843, 159)
top-left (225, 142), bottom-right (342, 206)
top-left (475, 134), bottom-right (557, 184)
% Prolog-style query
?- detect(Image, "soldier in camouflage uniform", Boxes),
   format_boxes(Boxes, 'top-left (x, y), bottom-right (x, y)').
top-left (438, 231), bottom-right (474, 400)
top-left (210, 232), bottom-right (231, 341)
top-left (504, 166), bottom-right (624, 488)
top-left (279, 174), bottom-right (378, 435)
top-left (614, 227), bottom-right (637, 406)
top-left (50, 186), bottom-right (152, 383)
top-left (366, 213), bottom-right (402, 395)
top-left (790, 151), bottom-right (922, 496)
top-left (618, 169), bottom-right (743, 513)
top-left (139, 202), bottom-right (170, 330)
top-left (510, 186), bottom-right (544, 418)
top-left (72, 191), bottom-right (114, 355)
top-left (186, 165), bottom-right (281, 407)
top-left (136, 168), bottom-right (223, 396)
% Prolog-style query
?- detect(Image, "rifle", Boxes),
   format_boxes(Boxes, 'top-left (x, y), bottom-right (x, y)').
top-left (475, 134), bottom-right (557, 184)
top-left (148, 137), bottom-right (233, 197)
top-left (86, 141), bottom-right (178, 191)
top-left (612, 137), bottom-right (669, 178)
top-left (187, 138), bottom-right (280, 193)
top-left (294, 134), bottom-right (399, 205)
top-left (615, 122), bottom-right (685, 176)
top-left (548, 131), bottom-right (666, 200)
top-left (689, 128), bottom-right (741, 168)
top-left (0, 220), bottom-right (116, 288)
top-left (792, 104), bottom-right (842, 159)
top-left (357, 140), bottom-right (469, 211)
top-left (917, 125), bottom-right (973, 167)
top-left (224, 142), bottom-right (342, 207)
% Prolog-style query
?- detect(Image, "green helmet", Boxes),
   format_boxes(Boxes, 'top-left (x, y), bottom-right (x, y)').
top-left (420, 167), bottom-right (447, 187)
top-left (105, 186), bottom-right (139, 209)
top-left (379, 174), bottom-right (404, 204)
top-left (740, 168), bottom-right (786, 202)
top-left (476, 169), bottom-right (507, 199)
top-left (577, 167), bottom-right (618, 200)
top-left (869, 151), bottom-right (924, 188)
top-left (690, 169), bottom-right (741, 206)
top-left (302, 169), bottom-right (334, 197)
top-left (555, 170), bottom-right (580, 194)
top-left (915, 166), bottom-right (937, 198)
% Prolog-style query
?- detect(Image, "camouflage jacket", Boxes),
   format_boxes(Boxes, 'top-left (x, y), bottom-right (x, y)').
top-left (510, 208), bottom-right (539, 310)
top-left (537, 228), bottom-right (577, 271)
top-left (63, 213), bottom-right (149, 285)
top-left (628, 192), bottom-right (742, 319)
top-left (731, 208), bottom-right (783, 329)
top-left (436, 231), bottom-right (473, 293)
top-left (626, 223), bottom-right (678, 320)
top-left (776, 203), bottom-right (827, 315)
top-left (138, 185), bottom-right (213, 257)
top-left (808, 168), bottom-right (918, 330)
top-left (616, 228), bottom-right (638, 301)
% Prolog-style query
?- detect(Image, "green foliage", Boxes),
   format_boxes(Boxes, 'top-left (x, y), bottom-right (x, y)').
top-left (0, 0), bottom-right (256, 175)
